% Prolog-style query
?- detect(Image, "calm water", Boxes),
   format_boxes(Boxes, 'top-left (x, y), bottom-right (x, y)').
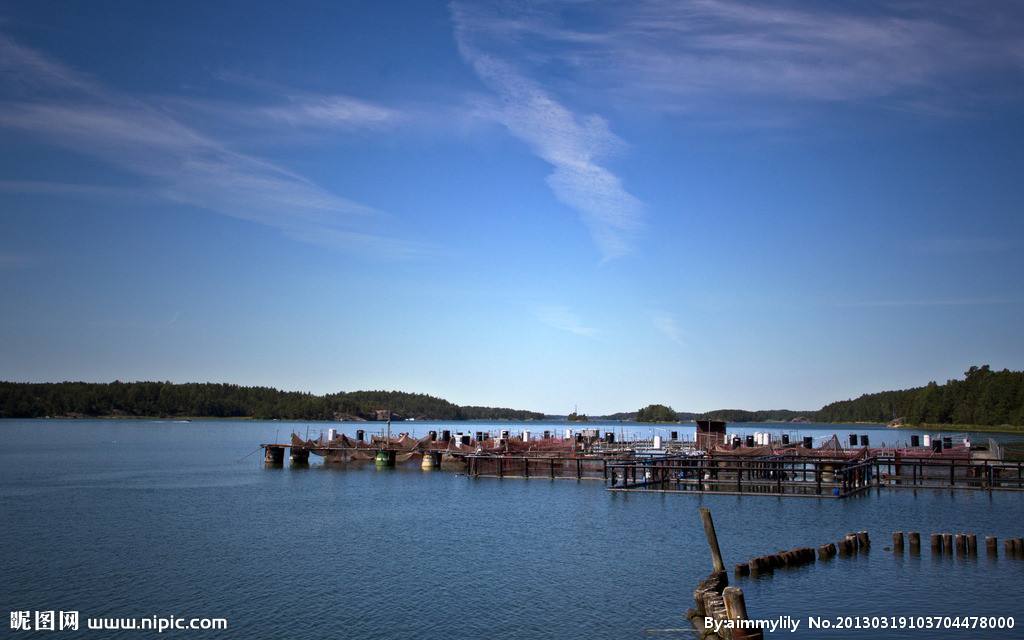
top-left (2, 419), bottom-right (1023, 639)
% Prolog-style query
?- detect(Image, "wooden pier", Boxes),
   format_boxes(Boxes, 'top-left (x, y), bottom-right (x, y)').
top-left (606, 453), bottom-right (1024, 498)
top-left (261, 429), bottom-right (1024, 499)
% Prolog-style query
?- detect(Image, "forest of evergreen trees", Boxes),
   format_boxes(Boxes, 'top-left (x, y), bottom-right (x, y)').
top-left (635, 404), bottom-right (681, 422)
top-left (698, 409), bottom-right (811, 423)
top-left (618, 366), bottom-right (1024, 427)
top-left (0, 381), bottom-right (545, 421)
top-left (815, 365), bottom-right (1024, 426)
top-left (3, 366), bottom-right (1022, 426)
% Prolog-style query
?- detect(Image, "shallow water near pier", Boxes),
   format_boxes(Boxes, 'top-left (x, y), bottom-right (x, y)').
top-left (2, 419), bottom-right (1023, 639)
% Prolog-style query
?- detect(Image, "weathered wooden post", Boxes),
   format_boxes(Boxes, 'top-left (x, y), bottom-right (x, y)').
top-left (955, 534), bottom-right (966, 555)
top-left (857, 531), bottom-right (870, 548)
top-left (892, 531), bottom-right (904, 552)
top-left (1004, 539), bottom-right (1014, 556)
top-left (986, 536), bottom-right (998, 556)
top-left (908, 532), bottom-right (921, 553)
top-left (723, 586), bottom-right (764, 640)
top-left (838, 537), bottom-right (853, 556)
top-left (942, 533), bottom-right (953, 554)
top-left (967, 533), bottom-right (978, 555)
top-left (931, 533), bottom-right (943, 554)
top-left (699, 507), bottom-right (726, 573)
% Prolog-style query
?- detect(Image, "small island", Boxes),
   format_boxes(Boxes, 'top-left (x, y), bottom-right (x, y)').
top-left (635, 404), bottom-right (680, 422)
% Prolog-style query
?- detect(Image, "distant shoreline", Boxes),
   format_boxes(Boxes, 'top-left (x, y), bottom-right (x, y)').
top-left (888, 422), bottom-right (1024, 434)
top-left (8, 415), bottom-right (1023, 434)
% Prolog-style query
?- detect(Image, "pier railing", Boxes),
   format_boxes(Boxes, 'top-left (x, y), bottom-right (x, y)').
top-left (465, 455), bottom-right (611, 480)
top-left (606, 454), bottom-right (869, 498)
top-left (605, 454), bottom-right (1024, 498)
top-left (870, 456), bottom-right (1024, 490)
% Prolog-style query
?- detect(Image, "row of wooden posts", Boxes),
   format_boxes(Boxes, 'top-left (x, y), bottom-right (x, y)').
top-left (734, 531), bottom-right (869, 577)
top-left (892, 530), bottom-right (1024, 557)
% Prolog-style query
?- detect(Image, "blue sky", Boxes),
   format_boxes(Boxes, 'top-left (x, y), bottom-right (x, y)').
top-left (1, 1), bottom-right (1022, 414)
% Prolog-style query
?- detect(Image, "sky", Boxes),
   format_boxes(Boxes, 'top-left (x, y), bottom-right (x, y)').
top-left (1, 0), bottom-right (1023, 414)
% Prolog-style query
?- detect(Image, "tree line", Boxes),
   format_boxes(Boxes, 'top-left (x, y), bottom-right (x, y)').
top-left (815, 365), bottom-right (1024, 426)
top-left (0, 381), bottom-right (545, 421)
top-left (608, 366), bottom-right (1024, 427)
top-left (4, 365), bottom-right (1021, 426)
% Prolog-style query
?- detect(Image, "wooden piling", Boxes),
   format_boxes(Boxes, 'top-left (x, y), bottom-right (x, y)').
top-left (857, 531), bottom-right (870, 548)
top-left (955, 533), bottom-right (966, 555)
top-left (892, 531), bottom-right (904, 551)
top-left (722, 586), bottom-right (748, 618)
top-left (908, 532), bottom-right (921, 552)
top-left (942, 533), bottom-right (953, 554)
top-left (734, 563), bottom-right (750, 577)
top-left (1004, 539), bottom-right (1014, 555)
top-left (264, 445), bottom-right (285, 465)
top-left (723, 587), bottom-right (764, 640)
top-left (699, 507), bottom-right (727, 573)
top-left (931, 533), bottom-right (942, 554)
top-left (750, 556), bottom-right (773, 575)
top-left (986, 536), bottom-right (998, 556)
top-left (845, 533), bottom-right (860, 554)
top-left (967, 534), bottom-right (977, 555)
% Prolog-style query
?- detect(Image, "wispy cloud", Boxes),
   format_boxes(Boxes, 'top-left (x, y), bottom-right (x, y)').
top-left (0, 34), bottom-right (420, 256)
top-left (653, 312), bottom-right (685, 346)
top-left (261, 95), bottom-right (400, 129)
top-left (0, 179), bottom-right (146, 199)
top-left (536, 306), bottom-right (599, 338)
top-left (450, 1), bottom-right (1024, 117)
top-left (452, 3), bottom-right (644, 260)
top-left (0, 34), bottom-right (97, 95)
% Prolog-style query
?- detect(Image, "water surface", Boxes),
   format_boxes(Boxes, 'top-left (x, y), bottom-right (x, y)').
top-left (2, 419), bottom-right (1022, 639)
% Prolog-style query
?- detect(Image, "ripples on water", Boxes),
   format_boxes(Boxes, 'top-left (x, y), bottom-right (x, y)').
top-left (1, 420), bottom-right (1023, 639)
